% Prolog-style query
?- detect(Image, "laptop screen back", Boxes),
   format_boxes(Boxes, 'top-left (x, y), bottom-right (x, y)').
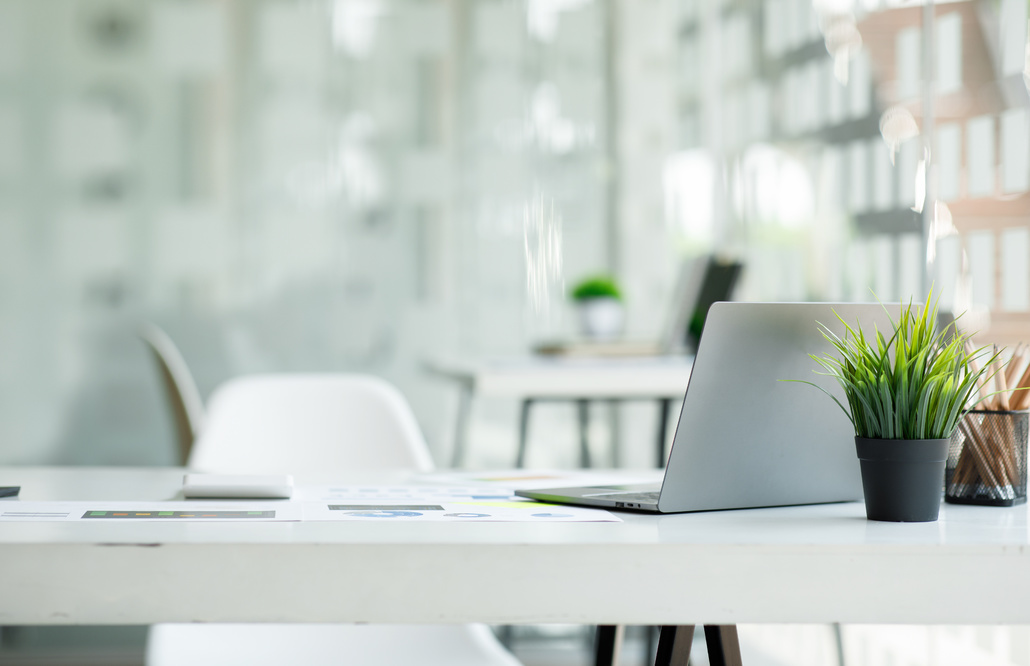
top-left (660, 255), bottom-right (744, 354)
top-left (657, 301), bottom-right (899, 513)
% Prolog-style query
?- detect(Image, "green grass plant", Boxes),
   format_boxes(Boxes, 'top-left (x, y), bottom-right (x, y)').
top-left (571, 275), bottom-right (622, 301)
top-left (804, 293), bottom-right (1000, 440)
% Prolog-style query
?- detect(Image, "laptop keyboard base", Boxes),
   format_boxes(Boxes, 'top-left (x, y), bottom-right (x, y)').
top-left (591, 491), bottom-right (660, 503)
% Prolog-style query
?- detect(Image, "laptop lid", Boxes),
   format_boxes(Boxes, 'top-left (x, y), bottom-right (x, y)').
top-left (658, 255), bottom-right (744, 354)
top-left (655, 301), bottom-right (898, 513)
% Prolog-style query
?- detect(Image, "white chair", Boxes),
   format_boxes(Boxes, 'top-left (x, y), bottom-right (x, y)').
top-left (139, 323), bottom-right (206, 465)
top-left (187, 374), bottom-right (434, 476)
top-left (146, 373), bottom-right (522, 666)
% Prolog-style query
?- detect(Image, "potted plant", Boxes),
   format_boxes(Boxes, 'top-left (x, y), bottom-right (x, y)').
top-left (803, 294), bottom-right (999, 522)
top-left (570, 275), bottom-right (624, 340)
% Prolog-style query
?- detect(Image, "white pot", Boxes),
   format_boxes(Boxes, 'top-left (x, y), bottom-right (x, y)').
top-left (577, 298), bottom-right (624, 340)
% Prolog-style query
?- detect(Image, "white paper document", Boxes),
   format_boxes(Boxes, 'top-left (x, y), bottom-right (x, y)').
top-left (296, 486), bottom-right (621, 522)
top-left (0, 501), bottom-right (302, 522)
top-left (0, 487), bottom-right (621, 523)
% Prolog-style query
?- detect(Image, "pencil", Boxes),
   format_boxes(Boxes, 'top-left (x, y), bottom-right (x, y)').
top-left (995, 353), bottom-right (1011, 411)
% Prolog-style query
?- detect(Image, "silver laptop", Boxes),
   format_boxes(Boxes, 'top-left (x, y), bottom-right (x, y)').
top-left (516, 301), bottom-right (899, 513)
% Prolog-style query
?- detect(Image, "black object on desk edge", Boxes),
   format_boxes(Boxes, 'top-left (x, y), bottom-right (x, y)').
top-left (0, 486), bottom-right (20, 498)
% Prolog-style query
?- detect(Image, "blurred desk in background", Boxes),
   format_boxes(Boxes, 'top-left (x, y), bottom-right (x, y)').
top-left (425, 356), bottom-right (693, 469)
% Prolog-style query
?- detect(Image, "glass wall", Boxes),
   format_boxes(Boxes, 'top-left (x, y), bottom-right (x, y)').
top-left (0, 0), bottom-right (623, 466)
top-left (1, 0), bottom-right (1029, 472)
top-left (667, 0), bottom-right (1030, 341)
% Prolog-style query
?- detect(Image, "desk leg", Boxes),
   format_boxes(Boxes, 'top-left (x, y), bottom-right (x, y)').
top-left (577, 399), bottom-right (592, 468)
top-left (515, 398), bottom-right (534, 468)
top-left (594, 625), bottom-right (624, 666)
top-left (656, 398), bottom-right (673, 468)
top-left (609, 399), bottom-right (621, 467)
top-left (704, 625), bottom-right (743, 666)
top-left (450, 381), bottom-right (474, 468)
top-left (654, 625), bottom-right (694, 666)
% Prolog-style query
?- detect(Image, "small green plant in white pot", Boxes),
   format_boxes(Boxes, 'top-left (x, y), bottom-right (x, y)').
top-left (571, 275), bottom-right (624, 340)
top-left (803, 293), bottom-right (1000, 522)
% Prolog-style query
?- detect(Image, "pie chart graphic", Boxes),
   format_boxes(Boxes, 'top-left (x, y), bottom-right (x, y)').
top-left (443, 512), bottom-right (491, 518)
top-left (531, 513), bottom-right (573, 518)
top-left (344, 510), bottom-right (423, 518)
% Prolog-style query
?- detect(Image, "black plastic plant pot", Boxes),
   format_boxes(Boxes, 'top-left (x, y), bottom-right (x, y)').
top-left (855, 437), bottom-right (949, 522)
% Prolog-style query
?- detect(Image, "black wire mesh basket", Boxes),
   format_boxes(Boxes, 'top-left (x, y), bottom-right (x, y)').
top-left (946, 410), bottom-right (1029, 506)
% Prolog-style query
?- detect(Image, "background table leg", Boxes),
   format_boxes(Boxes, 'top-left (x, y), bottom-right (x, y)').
top-left (654, 625), bottom-right (694, 666)
top-left (577, 399), bottom-right (592, 467)
top-left (704, 625), bottom-right (742, 666)
top-left (515, 398), bottom-right (534, 468)
top-left (608, 398), bottom-right (621, 468)
top-left (449, 381), bottom-right (473, 468)
top-left (593, 625), bottom-right (624, 666)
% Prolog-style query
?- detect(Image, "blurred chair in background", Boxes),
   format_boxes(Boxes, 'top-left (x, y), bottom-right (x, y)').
top-left (146, 373), bottom-right (521, 666)
top-left (139, 323), bottom-right (206, 465)
top-left (186, 374), bottom-right (435, 474)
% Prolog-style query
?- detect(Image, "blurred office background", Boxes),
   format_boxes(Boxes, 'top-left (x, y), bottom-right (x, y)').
top-left (3, 0), bottom-right (1030, 470)
top-left (3, 0), bottom-right (1030, 664)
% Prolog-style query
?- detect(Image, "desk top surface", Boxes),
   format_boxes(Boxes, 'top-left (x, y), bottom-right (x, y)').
top-left (425, 355), bottom-right (694, 397)
top-left (3, 466), bottom-right (1030, 626)
top-left (0, 465), bottom-right (1026, 546)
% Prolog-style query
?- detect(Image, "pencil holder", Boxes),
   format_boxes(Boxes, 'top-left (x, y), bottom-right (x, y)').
top-left (946, 410), bottom-right (1029, 506)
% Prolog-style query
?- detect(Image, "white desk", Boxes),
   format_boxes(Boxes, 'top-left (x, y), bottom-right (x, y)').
top-left (425, 356), bottom-right (693, 468)
top-left (2, 466), bottom-right (1030, 629)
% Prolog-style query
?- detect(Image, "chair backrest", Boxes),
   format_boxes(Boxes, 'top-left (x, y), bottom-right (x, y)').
top-left (139, 323), bottom-right (206, 465)
top-left (187, 374), bottom-right (435, 475)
